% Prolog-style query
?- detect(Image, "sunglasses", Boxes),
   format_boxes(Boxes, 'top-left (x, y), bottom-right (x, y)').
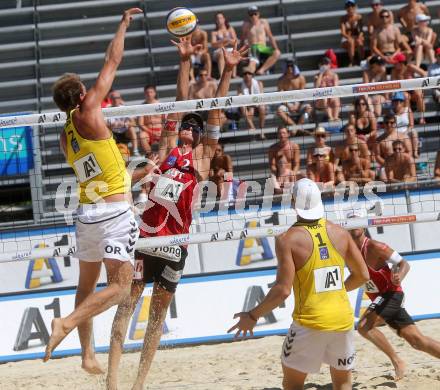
top-left (393, 147), bottom-right (403, 152)
top-left (372, 3), bottom-right (381, 7)
top-left (180, 121), bottom-right (202, 134)
top-left (316, 134), bottom-right (326, 138)
top-left (356, 102), bottom-right (367, 106)
top-left (249, 12), bottom-right (258, 16)
top-left (385, 120), bottom-right (396, 124)
top-left (199, 73), bottom-right (208, 77)
top-left (381, 14), bottom-right (390, 18)
top-left (314, 154), bottom-right (325, 157)
top-left (349, 148), bottom-right (359, 152)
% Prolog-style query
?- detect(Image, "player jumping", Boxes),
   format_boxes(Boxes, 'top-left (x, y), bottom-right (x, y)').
top-left (106, 37), bottom-right (247, 390)
top-left (348, 212), bottom-right (440, 380)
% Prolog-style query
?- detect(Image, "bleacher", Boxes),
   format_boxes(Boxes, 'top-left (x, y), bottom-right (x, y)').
top-left (0, 0), bottom-right (440, 224)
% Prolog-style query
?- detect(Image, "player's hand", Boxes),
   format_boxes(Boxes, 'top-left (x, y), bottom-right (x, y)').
top-left (223, 41), bottom-right (248, 70)
top-left (121, 8), bottom-right (143, 28)
top-left (391, 272), bottom-right (401, 286)
top-left (171, 35), bottom-right (202, 61)
top-left (227, 312), bottom-right (257, 339)
top-left (144, 154), bottom-right (160, 175)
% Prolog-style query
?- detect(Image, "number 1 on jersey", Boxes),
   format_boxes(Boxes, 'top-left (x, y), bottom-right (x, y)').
top-left (315, 232), bottom-right (326, 247)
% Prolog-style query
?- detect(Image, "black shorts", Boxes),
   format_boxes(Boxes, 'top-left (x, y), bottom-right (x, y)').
top-left (133, 246), bottom-right (188, 293)
top-left (370, 291), bottom-right (414, 332)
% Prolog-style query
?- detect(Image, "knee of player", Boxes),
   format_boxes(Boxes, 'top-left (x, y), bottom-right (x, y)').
top-left (274, 49), bottom-right (281, 58)
top-left (357, 319), bottom-right (372, 336)
top-left (405, 333), bottom-right (425, 350)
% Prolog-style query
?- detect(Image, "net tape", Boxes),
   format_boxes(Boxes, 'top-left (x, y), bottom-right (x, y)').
top-left (1, 211), bottom-right (439, 263)
top-left (0, 77), bottom-right (438, 128)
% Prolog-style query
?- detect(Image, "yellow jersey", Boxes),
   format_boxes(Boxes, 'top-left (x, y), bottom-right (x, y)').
top-left (64, 109), bottom-right (130, 204)
top-left (292, 218), bottom-right (353, 331)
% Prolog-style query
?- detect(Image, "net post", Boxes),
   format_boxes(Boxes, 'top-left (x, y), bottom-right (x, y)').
top-left (29, 125), bottom-right (45, 223)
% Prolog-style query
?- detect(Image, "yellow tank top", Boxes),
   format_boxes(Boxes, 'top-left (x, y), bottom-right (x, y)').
top-left (293, 219), bottom-right (353, 331)
top-left (64, 109), bottom-right (130, 204)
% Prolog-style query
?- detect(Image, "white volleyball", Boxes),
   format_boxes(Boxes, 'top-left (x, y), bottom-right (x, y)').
top-left (166, 7), bottom-right (198, 37)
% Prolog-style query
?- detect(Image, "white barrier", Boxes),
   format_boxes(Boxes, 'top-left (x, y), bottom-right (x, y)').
top-left (0, 254), bottom-right (439, 363)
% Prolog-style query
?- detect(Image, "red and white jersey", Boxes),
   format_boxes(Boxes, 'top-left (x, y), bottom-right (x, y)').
top-left (140, 147), bottom-right (197, 238)
top-left (360, 237), bottom-right (403, 301)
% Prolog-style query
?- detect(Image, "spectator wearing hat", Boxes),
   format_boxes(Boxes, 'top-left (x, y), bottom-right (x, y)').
top-left (391, 52), bottom-right (427, 123)
top-left (314, 57), bottom-right (341, 121)
top-left (389, 92), bottom-right (418, 159)
top-left (237, 66), bottom-right (266, 135)
top-left (385, 139), bottom-right (416, 183)
top-left (306, 127), bottom-right (335, 166)
top-left (428, 48), bottom-right (440, 104)
top-left (307, 148), bottom-right (336, 187)
top-left (412, 14), bottom-right (435, 67)
top-left (398, 0), bottom-right (430, 36)
top-left (340, 0), bottom-right (365, 66)
top-left (276, 60), bottom-right (312, 132)
top-left (362, 56), bottom-right (387, 117)
top-left (371, 9), bottom-right (405, 64)
top-left (367, 0), bottom-right (393, 37)
top-left (240, 6), bottom-right (281, 75)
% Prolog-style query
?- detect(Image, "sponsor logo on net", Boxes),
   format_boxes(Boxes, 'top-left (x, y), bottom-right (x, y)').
top-left (155, 102), bottom-right (176, 113)
top-left (0, 117), bottom-right (18, 127)
top-left (352, 82), bottom-right (401, 94)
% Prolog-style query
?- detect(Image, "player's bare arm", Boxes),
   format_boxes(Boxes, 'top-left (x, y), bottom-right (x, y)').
top-left (228, 232), bottom-right (295, 339)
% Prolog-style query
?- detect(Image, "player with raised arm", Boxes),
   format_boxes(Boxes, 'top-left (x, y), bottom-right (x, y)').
top-left (228, 179), bottom-right (369, 390)
top-left (106, 37), bottom-right (247, 390)
top-left (348, 213), bottom-right (440, 381)
top-left (44, 8), bottom-right (143, 370)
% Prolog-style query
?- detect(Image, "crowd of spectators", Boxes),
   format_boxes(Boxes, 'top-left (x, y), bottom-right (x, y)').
top-left (105, 2), bottom-right (440, 200)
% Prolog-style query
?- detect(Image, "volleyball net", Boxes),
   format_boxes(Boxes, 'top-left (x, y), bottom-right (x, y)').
top-left (1, 76), bottom-right (440, 263)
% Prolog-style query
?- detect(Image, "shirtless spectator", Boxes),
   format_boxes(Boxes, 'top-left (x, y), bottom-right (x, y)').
top-left (367, 0), bottom-right (393, 37)
top-left (241, 6), bottom-right (281, 75)
top-left (276, 60), bottom-right (311, 132)
top-left (190, 24), bottom-right (212, 80)
top-left (335, 124), bottom-right (370, 167)
top-left (238, 67), bottom-right (266, 134)
top-left (210, 143), bottom-right (233, 198)
top-left (340, 0), bottom-right (365, 66)
top-left (375, 114), bottom-right (412, 169)
top-left (314, 57), bottom-right (341, 121)
top-left (271, 154), bottom-right (297, 194)
top-left (371, 9), bottom-right (405, 64)
top-left (107, 91), bottom-right (139, 156)
top-left (398, 0), bottom-right (430, 36)
top-left (412, 14), bottom-right (435, 67)
top-left (268, 126), bottom-right (300, 180)
top-left (211, 12), bottom-right (238, 78)
top-left (138, 85), bottom-right (164, 154)
top-left (189, 70), bottom-right (217, 100)
top-left (428, 48), bottom-right (440, 104)
top-left (342, 145), bottom-right (374, 184)
top-left (391, 52), bottom-right (426, 123)
top-left (307, 148), bottom-right (336, 187)
top-left (362, 55), bottom-right (387, 117)
top-left (306, 126), bottom-right (335, 166)
top-left (385, 140), bottom-right (416, 183)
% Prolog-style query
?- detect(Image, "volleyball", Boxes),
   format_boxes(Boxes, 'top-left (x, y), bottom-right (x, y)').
top-left (166, 7), bottom-right (198, 37)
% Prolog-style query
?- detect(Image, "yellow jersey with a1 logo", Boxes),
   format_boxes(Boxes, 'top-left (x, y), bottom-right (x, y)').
top-left (292, 218), bottom-right (353, 331)
top-left (64, 109), bottom-right (130, 204)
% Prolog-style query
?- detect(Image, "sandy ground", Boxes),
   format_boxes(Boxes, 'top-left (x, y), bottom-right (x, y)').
top-left (0, 319), bottom-right (439, 390)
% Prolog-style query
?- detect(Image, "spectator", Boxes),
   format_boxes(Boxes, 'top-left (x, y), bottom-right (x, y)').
top-left (307, 148), bottom-right (336, 187)
top-left (190, 24), bottom-right (212, 80)
top-left (340, 0), bottom-right (365, 66)
top-left (237, 66), bottom-right (266, 135)
top-left (101, 90), bottom-right (113, 108)
top-left (342, 145), bottom-right (374, 184)
top-left (398, 0), bottom-right (430, 35)
top-left (271, 154), bottom-right (297, 194)
top-left (428, 48), bottom-right (440, 104)
top-left (268, 126), bottom-right (301, 180)
top-left (349, 96), bottom-right (377, 149)
top-left (389, 92), bottom-right (418, 158)
top-left (434, 151), bottom-right (440, 179)
top-left (371, 9), bottom-right (404, 64)
top-left (211, 12), bottom-right (238, 78)
top-left (210, 143), bottom-right (234, 198)
top-left (189, 69), bottom-right (217, 100)
top-left (412, 14), bottom-right (435, 67)
top-left (306, 126), bottom-right (335, 166)
top-left (367, 0), bottom-right (393, 37)
top-left (334, 124), bottom-right (370, 167)
top-left (138, 85), bottom-right (164, 154)
top-left (362, 55), bottom-right (387, 117)
top-left (391, 53), bottom-right (427, 123)
top-left (385, 140), bottom-right (416, 183)
top-left (276, 60), bottom-right (311, 132)
top-left (107, 91), bottom-right (139, 156)
top-left (374, 113), bottom-right (412, 169)
top-left (314, 57), bottom-right (341, 121)
top-left (240, 6), bottom-right (281, 75)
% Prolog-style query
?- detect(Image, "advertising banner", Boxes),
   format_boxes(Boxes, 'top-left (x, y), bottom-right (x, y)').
top-left (0, 255), bottom-right (439, 363)
top-left (0, 125), bottom-right (33, 176)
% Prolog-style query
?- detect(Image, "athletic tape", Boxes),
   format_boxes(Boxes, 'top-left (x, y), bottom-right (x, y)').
top-left (1, 77), bottom-right (439, 128)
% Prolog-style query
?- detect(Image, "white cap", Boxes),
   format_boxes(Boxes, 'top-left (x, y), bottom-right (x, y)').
top-left (293, 178), bottom-right (324, 220)
top-left (416, 14), bottom-right (430, 23)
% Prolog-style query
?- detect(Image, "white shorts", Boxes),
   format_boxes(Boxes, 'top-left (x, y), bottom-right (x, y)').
top-left (281, 321), bottom-right (355, 373)
top-left (75, 201), bottom-right (139, 263)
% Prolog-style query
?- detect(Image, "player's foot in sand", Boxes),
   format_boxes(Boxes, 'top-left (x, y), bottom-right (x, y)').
top-left (393, 358), bottom-right (406, 381)
top-left (43, 318), bottom-right (69, 362)
top-left (82, 356), bottom-right (104, 375)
